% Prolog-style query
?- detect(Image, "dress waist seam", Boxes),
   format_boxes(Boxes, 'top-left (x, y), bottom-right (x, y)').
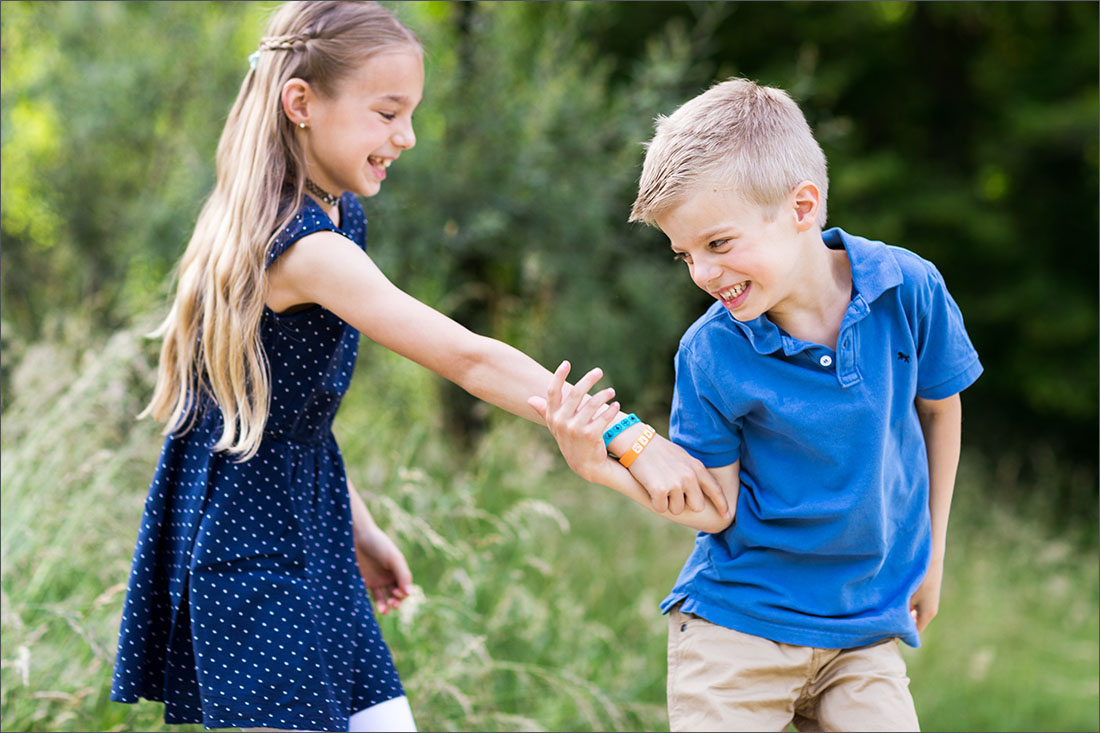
top-left (263, 429), bottom-right (333, 448)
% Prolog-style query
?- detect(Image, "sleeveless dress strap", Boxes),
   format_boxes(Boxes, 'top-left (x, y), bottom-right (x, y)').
top-left (265, 192), bottom-right (366, 269)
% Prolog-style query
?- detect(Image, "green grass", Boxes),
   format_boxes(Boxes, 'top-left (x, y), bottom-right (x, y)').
top-left (1, 324), bottom-right (1097, 732)
top-left (903, 458), bottom-right (1100, 731)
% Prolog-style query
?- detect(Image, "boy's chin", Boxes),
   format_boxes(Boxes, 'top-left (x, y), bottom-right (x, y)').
top-left (719, 301), bottom-right (757, 322)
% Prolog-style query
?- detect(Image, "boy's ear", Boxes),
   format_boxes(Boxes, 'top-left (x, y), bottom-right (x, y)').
top-left (281, 78), bottom-right (313, 127)
top-left (790, 180), bottom-right (821, 232)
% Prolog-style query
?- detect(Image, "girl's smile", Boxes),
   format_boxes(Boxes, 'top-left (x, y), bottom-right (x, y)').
top-left (367, 155), bottom-right (393, 181)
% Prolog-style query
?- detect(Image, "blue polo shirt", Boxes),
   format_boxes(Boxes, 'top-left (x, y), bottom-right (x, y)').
top-left (661, 228), bottom-right (983, 649)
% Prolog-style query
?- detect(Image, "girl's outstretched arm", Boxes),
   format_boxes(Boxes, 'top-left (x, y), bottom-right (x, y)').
top-left (270, 230), bottom-right (550, 420)
top-left (268, 230), bottom-right (729, 516)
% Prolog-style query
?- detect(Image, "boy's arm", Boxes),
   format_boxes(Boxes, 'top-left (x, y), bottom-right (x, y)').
top-left (593, 458), bottom-right (739, 534)
top-left (910, 393), bottom-right (963, 633)
top-left (529, 363), bottom-right (738, 533)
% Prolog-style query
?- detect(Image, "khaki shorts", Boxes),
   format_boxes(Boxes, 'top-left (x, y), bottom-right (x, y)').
top-left (667, 603), bottom-right (919, 732)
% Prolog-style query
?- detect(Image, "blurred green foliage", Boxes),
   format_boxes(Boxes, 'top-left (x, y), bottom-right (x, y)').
top-left (1, 3), bottom-right (1096, 492)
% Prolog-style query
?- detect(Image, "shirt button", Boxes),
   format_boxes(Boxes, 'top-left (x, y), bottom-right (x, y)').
top-left (819, 355), bottom-right (833, 367)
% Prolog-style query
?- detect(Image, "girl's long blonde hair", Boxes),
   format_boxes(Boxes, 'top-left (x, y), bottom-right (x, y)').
top-left (143, 1), bottom-right (419, 460)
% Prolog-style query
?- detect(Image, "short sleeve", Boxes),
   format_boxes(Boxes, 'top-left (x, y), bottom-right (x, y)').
top-left (265, 193), bottom-right (363, 270)
top-left (914, 263), bottom-right (983, 400)
top-left (669, 343), bottom-right (743, 467)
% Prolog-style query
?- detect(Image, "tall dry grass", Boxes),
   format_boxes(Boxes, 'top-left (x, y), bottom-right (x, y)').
top-left (1, 322), bottom-right (1097, 731)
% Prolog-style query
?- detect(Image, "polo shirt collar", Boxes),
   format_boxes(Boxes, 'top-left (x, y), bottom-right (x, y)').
top-left (727, 227), bottom-right (903, 355)
top-left (824, 227), bottom-right (902, 303)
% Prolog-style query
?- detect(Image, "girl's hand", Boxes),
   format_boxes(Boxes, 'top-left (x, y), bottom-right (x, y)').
top-left (528, 361), bottom-right (621, 484)
top-left (354, 525), bottom-right (413, 616)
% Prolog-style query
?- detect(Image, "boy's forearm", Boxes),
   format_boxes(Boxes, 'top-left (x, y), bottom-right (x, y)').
top-left (590, 459), bottom-right (736, 534)
top-left (916, 395), bottom-right (963, 558)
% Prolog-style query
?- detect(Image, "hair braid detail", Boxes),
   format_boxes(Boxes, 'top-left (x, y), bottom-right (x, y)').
top-left (258, 33), bottom-right (312, 51)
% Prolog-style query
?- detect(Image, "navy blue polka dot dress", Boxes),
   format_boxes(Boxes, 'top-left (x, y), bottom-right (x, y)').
top-left (110, 193), bottom-right (405, 731)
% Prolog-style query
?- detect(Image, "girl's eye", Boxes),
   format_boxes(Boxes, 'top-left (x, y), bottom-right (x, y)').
top-left (708, 238), bottom-right (730, 250)
top-left (673, 252), bottom-right (691, 264)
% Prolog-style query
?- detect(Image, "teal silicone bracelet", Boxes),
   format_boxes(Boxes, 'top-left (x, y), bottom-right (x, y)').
top-left (603, 413), bottom-right (639, 446)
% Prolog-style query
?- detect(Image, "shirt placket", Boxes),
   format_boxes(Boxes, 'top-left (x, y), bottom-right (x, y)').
top-left (836, 296), bottom-right (869, 388)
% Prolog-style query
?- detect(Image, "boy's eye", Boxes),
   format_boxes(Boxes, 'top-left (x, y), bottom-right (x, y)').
top-left (379, 111), bottom-right (397, 121)
top-left (673, 252), bottom-right (691, 264)
top-left (708, 238), bottom-right (730, 250)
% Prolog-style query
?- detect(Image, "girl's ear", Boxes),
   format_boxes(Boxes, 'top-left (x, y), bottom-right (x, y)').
top-left (281, 78), bottom-right (312, 128)
top-left (790, 180), bottom-right (821, 231)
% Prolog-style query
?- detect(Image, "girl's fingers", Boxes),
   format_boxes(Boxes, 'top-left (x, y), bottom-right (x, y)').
top-left (557, 366), bottom-right (595, 415)
top-left (576, 366), bottom-right (605, 394)
top-left (576, 385), bottom-right (616, 423)
top-left (593, 401), bottom-right (614, 420)
top-left (392, 554), bottom-right (413, 590)
top-left (599, 401), bottom-right (622, 429)
top-left (546, 360), bottom-right (571, 412)
top-left (563, 366), bottom-right (604, 414)
top-left (592, 401), bottom-right (621, 431)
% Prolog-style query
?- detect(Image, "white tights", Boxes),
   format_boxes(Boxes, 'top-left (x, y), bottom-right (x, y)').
top-left (241, 694), bottom-right (416, 732)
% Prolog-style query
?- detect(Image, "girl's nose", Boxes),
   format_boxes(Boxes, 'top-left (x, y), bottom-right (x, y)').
top-left (394, 122), bottom-right (416, 150)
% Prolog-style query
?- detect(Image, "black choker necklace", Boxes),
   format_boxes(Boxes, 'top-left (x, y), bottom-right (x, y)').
top-left (305, 178), bottom-right (340, 206)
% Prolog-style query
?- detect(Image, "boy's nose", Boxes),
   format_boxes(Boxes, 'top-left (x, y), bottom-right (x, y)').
top-left (695, 262), bottom-right (723, 289)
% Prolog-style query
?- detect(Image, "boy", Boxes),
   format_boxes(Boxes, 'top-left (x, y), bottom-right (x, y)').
top-left (530, 78), bottom-right (982, 731)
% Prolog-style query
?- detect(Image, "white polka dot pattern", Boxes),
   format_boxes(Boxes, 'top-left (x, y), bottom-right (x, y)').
top-left (110, 193), bottom-right (404, 731)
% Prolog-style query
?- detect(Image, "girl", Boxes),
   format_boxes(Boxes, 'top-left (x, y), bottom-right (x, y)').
top-left (109, 2), bottom-right (726, 731)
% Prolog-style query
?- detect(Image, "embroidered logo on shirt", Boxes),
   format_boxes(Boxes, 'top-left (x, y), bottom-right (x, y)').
top-left (897, 351), bottom-right (911, 363)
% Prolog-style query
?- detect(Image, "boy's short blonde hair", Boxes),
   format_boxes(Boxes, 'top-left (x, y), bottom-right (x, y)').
top-left (630, 78), bottom-right (828, 228)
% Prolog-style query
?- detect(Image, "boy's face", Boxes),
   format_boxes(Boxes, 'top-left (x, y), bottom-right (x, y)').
top-left (658, 183), bottom-right (814, 323)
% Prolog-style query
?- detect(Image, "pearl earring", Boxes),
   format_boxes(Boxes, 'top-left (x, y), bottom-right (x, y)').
top-left (298, 122), bottom-right (307, 129)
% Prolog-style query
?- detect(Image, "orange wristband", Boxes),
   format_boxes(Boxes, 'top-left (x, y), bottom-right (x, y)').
top-left (618, 424), bottom-right (656, 468)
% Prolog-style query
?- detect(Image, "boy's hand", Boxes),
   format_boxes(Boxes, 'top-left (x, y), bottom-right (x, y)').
top-left (909, 556), bottom-right (944, 633)
top-left (619, 433), bottom-right (728, 516)
top-left (529, 361), bottom-right (621, 483)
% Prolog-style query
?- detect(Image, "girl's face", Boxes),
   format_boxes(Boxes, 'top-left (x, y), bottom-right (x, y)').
top-left (302, 48), bottom-right (424, 199)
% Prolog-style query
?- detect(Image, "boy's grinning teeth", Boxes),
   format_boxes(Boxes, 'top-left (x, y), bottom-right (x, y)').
top-left (368, 156), bottom-right (392, 168)
top-left (718, 283), bottom-right (747, 301)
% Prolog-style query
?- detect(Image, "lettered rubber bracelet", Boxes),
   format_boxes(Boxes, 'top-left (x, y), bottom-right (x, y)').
top-left (618, 424), bottom-right (656, 468)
